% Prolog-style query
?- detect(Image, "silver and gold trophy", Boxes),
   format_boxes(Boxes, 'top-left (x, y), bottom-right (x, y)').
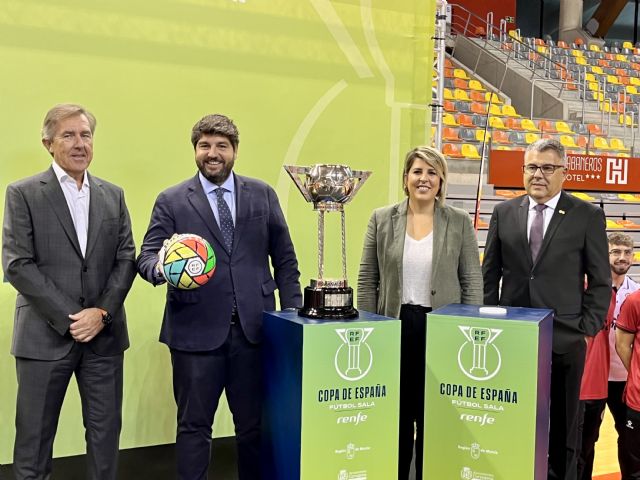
top-left (284, 164), bottom-right (371, 319)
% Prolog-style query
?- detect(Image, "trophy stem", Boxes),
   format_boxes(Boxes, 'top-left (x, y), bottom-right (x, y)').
top-left (341, 210), bottom-right (347, 280)
top-left (318, 210), bottom-right (325, 280)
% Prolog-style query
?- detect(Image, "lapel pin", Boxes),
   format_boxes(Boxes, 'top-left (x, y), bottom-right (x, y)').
top-left (558, 209), bottom-right (565, 215)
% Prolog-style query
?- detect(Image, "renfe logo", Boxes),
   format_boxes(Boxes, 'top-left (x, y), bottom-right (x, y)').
top-left (337, 411), bottom-right (368, 425)
top-left (606, 157), bottom-right (628, 184)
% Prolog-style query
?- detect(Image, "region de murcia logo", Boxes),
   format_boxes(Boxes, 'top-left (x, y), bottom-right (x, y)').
top-left (458, 326), bottom-right (502, 381)
top-left (605, 157), bottom-right (628, 184)
top-left (335, 328), bottom-right (373, 381)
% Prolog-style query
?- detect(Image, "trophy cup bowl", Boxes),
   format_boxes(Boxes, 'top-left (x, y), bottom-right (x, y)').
top-left (284, 164), bottom-right (371, 320)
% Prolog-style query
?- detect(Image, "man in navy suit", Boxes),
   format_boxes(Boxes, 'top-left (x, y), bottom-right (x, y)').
top-left (136, 114), bottom-right (302, 480)
top-left (483, 139), bottom-right (610, 480)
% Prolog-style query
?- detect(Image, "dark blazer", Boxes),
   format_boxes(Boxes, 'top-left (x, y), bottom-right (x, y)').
top-left (136, 173), bottom-right (301, 351)
top-left (357, 199), bottom-right (483, 316)
top-left (2, 167), bottom-right (136, 360)
top-left (482, 191), bottom-right (611, 353)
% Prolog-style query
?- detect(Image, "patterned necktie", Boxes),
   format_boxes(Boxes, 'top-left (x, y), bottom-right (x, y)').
top-left (215, 188), bottom-right (234, 252)
top-left (529, 203), bottom-right (547, 262)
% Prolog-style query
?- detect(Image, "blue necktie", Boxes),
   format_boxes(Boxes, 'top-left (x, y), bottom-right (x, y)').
top-left (215, 188), bottom-right (234, 252)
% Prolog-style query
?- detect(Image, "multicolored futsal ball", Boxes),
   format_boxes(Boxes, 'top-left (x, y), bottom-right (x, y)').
top-left (161, 234), bottom-right (216, 289)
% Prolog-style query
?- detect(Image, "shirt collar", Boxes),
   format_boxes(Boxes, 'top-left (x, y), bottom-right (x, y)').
top-left (199, 171), bottom-right (235, 196)
top-left (52, 161), bottom-right (89, 189)
top-left (528, 191), bottom-right (561, 211)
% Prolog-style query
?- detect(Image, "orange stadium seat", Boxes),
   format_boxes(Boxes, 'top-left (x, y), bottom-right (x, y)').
top-left (454, 78), bottom-right (469, 89)
top-left (456, 114), bottom-right (474, 127)
top-left (444, 58), bottom-right (454, 69)
top-left (470, 90), bottom-right (487, 103)
top-left (537, 120), bottom-right (557, 132)
top-left (442, 127), bottom-right (460, 141)
top-left (492, 131), bottom-right (511, 144)
top-left (505, 117), bottom-right (523, 130)
top-left (587, 123), bottom-right (602, 135)
top-left (471, 102), bottom-right (487, 114)
top-left (444, 100), bottom-right (456, 112)
top-left (442, 143), bottom-right (462, 157)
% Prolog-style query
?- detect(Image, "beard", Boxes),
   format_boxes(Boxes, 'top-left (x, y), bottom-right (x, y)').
top-left (197, 159), bottom-right (234, 186)
top-left (611, 262), bottom-right (631, 276)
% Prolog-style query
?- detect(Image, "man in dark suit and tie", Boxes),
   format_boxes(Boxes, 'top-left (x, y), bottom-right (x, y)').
top-left (483, 138), bottom-right (611, 480)
top-left (136, 113), bottom-right (302, 480)
top-left (2, 103), bottom-right (137, 480)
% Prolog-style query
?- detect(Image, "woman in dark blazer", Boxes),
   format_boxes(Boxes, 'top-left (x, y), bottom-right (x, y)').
top-left (357, 145), bottom-right (482, 479)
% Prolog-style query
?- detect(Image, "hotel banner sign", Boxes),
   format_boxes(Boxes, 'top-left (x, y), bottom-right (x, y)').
top-left (488, 150), bottom-right (637, 192)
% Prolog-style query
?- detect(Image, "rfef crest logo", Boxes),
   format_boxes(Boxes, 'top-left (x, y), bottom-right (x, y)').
top-left (457, 326), bottom-right (502, 381)
top-left (335, 328), bottom-right (373, 381)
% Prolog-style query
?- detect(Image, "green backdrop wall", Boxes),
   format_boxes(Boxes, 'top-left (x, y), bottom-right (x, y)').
top-left (0, 0), bottom-right (434, 462)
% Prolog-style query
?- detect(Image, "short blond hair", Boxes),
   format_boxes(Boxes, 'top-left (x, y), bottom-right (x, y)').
top-left (403, 145), bottom-right (448, 204)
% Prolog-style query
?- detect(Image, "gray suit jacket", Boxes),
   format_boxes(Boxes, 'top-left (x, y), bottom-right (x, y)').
top-left (2, 167), bottom-right (136, 360)
top-left (357, 199), bottom-right (483, 317)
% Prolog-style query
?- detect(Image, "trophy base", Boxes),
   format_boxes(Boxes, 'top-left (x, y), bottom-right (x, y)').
top-left (299, 283), bottom-right (359, 320)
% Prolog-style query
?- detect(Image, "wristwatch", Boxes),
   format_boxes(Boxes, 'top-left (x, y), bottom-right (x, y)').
top-left (101, 310), bottom-right (113, 326)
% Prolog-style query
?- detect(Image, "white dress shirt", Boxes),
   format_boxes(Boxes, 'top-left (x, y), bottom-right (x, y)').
top-left (526, 191), bottom-right (562, 241)
top-left (52, 161), bottom-right (90, 257)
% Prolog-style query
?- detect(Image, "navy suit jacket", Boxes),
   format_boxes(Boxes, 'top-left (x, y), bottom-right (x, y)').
top-left (482, 191), bottom-right (611, 353)
top-left (136, 173), bottom-right (302, 351)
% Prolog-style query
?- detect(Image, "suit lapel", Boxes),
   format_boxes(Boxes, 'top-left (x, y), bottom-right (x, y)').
top-left (40, 168), bottom-right (83, 257)
top-left (186, 175), bottom-right (228, 253)
top-left (391, 200), bottom-right (408, 290)
top-left (232, 175), bottom-right (250, 254)
top-left (518, 196), bottom-right (532, 264)
top-left (431, 204), bottom-right (448, 282)
top-left (85, 174), bottom-right (104, 260)
top-left (534, 191), bottom-right (572, 265)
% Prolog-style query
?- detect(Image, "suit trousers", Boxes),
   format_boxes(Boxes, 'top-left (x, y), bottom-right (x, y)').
top-left (548, 344), bottom-right (587, 480)
top-left (398, 304), bottom-right (431, 480)
top-left (13, 343), bottom-right (123, 480)
top-left (170, 319), bottom-right (262, 480)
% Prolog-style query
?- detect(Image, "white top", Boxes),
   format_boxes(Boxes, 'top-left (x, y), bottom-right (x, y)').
top-left (609, 275), bottom-right (640, 381)
top-left (402, 232), bottom-right (433, 307)
top-left (52, 161), bottom-right (90, 257)
top-left (526, 191), bottom-right (561, 241)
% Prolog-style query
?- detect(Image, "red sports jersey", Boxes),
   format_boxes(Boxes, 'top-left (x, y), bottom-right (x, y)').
top-left (616, 290), bottom-right (640, 411)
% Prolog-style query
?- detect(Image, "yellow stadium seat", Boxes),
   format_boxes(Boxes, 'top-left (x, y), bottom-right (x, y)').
top-left (620, 114), bottom-right (636, 126)
top-left (576, 57), bottom-right (588, 66)
top-left (488, 104), bottom-right (501, 116)
top-left (591, 66), bottom-right (604, 75)
top-left (495, 146), bottom-right (513, 151)
top-left (501, 104), bottom-right (520, 117)
top-left (571, 49), bottom-right (583, 57)
top-left (521, 119), bottom-right (539, 131)
top-left (555, 121), bottom-right (573, 133)
top-left (589, 44), bottom-right (601, 52)
top-left (560, 135), bottom-right (578, 148)
top-left (630, 77), bottom-right (640, 86)
top-left (610, 138), bottom-right (629, 151)
top-left (454, 88), bottom-right (471, 101)
top-left (593, 137), bottom-right (610, 150)
top-left (607, 74), bottom-right (620, 85)
top-left (616, 54), bottom-right (627, 62)
top-left (461, 143), bottom-right (481, 159)
top-left (525, 132), bottom-right (541, 143)
top-left (489, 117), bottom-right (507, 129)
top-left (454, 68), bottom-right (469, 79)
top-left (444, 88), bottom-right (455, 100)
top-left (485, 92), bottom-right (502, 104)
top-left (588, 81), bottom-right (599, 92)
top-left (443, 113), bottom-right (459, 126)
top-left (475, 130), bottom-right (490, 142)
top-left (626, 85), bottom-right (638, 94)
top-left (619, 194), bottom-right (640, 202)
top-left (508, 30), bottom-right (521, 41)
top-left (623, 41), bottom-right (634, 49)
top-left (572, 192), bottom-right (596, 200)
top-left (606, 219), bottom-right (624, 228)
top-left (585, 73), bottom-right (596, 82)
top-left (468, 80), bottom-right (485, 91)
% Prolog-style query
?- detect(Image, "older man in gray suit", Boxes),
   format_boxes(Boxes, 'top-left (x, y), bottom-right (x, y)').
top-left (2, 103), bottom-right (136, 480)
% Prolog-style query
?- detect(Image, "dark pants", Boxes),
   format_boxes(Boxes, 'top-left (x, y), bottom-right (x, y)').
top-left (398, 304), bottom-right (431, 480)
top-left (622, 405), bottom-right (640, 479)
top-left (13, 343), bottom-right (123, 480)
top-left (577, 381), bottom-right (628, 480)
top-left (170, 320), bottom-right (262, 480)
top-left (548, 343), bottom-right (587, 480)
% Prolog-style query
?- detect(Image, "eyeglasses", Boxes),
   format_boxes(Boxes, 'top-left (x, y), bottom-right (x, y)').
top-left (522, 164), bottom-right (565, 175)
top-left (609, 249), bottom-right (634, 257)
